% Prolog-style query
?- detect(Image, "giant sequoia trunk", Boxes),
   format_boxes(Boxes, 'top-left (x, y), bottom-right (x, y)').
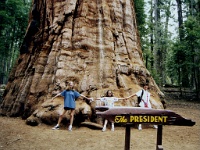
top-left (0, 0), bottom-right (164, 126)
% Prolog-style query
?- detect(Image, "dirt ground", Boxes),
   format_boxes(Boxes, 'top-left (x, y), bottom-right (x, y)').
top-left (0, 100), bottom-right (199, 150)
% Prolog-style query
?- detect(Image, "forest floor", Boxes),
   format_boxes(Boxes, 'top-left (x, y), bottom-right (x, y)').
top-left (0, 99), bottom-right (199, 150)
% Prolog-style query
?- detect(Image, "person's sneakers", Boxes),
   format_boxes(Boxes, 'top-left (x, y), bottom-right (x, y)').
top-left (153, 125), bottom-right (158, 129)
top-left (102, 127), bottom-right (106, 132)
top-left (52, 125), bottom-right (59, 130)
top-left (68, 125), bottom-right (72, 131)
top-left (138, 124), bottom-right (142, 130)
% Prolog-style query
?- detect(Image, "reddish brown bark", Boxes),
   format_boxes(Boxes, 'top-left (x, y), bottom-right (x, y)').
top-left (0, 0), bottom-right (164, 126)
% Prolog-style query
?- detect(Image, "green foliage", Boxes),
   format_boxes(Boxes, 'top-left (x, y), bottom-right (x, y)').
top-left (0, 0), bottom-right (31, 84)
top-left (136, 0), bottom-right (200, 98)
top-left (133, 0), bottom-right (147, 50)
top-left (166, 40), bottom-right (182, 85)
top-left (166, 15), bottom-right (200, 93)
top-left (134, 0), bottom-right (146, 33)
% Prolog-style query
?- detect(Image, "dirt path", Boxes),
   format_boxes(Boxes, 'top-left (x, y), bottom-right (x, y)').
top-left (0, 100), bottom-right (199, 150)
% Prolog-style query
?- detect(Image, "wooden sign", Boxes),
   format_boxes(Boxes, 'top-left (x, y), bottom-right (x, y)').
top-left (96, 106), bottom-right (195, 126)
top-left (96, 106), bottom-right (195, 150)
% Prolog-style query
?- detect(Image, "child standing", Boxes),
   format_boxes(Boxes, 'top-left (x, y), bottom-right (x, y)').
top-left (51, 81), bottom-right (92, 131)
top-left (98, 90), bottom-right (127, 132)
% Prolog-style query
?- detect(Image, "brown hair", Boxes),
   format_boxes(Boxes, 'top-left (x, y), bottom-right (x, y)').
top-left (105, 90), bottom-right (114, 97)
top-left (143, 83), bottom-right (149, 87)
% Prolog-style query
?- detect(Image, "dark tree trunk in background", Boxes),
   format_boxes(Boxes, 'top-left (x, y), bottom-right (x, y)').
top-left (176, 0), bottom-right (188, 95)
top-left (176, 0), bottom-right (184, 41)
top-left (153, 0), bottom-right (163, 86)
top-left (150, 0), bottom-right (154, 69)
top-left (0, 0), bottom-right (164, 126)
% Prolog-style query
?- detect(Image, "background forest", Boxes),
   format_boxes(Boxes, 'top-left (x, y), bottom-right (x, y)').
top-left (0, 0), bottom-right (199, 100)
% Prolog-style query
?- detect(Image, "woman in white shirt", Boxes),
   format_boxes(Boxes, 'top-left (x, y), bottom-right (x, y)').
top-left (128, 83), bottom-right (157, 130)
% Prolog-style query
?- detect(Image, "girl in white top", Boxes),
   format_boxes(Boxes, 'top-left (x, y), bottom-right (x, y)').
top-left (97, 90), bottom-right (128, 132)
top-left (100, 97), bottom-right (119, 107)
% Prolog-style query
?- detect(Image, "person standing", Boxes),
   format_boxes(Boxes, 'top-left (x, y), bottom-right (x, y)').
top-left (128, 83), bottom-right (158, 130)
top-left (97, 90), bottom-right (128, 132)
top-left (51, 81), bottom-right (92, 131)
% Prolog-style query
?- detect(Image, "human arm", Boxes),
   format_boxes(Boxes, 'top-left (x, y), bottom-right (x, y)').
top-left (96, 96), bottom-right (107, 101)
top-left (51, 93), bottom-right (62, 102)
top-left (113, 93), bottom-right (137, 100)
top-left (124, 93), bottom-right (137, 100)
top-left (80, 94), bottom-right (93, 102)
top-left (118, 97), bottom-right (127, 100)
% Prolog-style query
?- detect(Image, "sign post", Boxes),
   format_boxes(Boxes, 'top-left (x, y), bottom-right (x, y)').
top-left (96, 106), bottom-right (195, 150)
top-left (156, 125), bottom-right (163, 150)
top-left (125, 124), bottom-right (131, 150)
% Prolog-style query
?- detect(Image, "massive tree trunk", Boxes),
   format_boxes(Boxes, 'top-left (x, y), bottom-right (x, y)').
top-left (0, 0), bottom-right (164, 126)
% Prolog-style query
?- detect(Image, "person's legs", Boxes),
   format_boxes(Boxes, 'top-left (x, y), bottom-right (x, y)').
top-left (58, 109), bottom-right (67, 125)
top-left (111, 122), bottom-right (114, 131)
top-left (138, 105), bottom-right (146, 130)
top-left (68, 109), bottom-right (75, 131)
top-left (52, 109), bottom-right (67, 130)
top-left (102, 119), bottom-right (108, 131)
top-left (138, 124), bottom-right (142, 130)
top-left (148, 106), bottom-right (158, 129)
top-left (153, 125), bottom-right (158, 129)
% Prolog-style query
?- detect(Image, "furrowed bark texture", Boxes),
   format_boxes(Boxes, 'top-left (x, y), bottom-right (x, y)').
top-left (0, 0), bottom-right (164, 126)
